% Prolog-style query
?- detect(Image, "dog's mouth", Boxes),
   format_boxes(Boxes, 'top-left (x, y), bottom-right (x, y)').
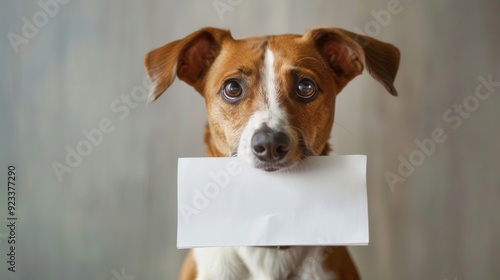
top-left (264, 166), bottom-right (279, 172)
top-left (233, 135), bottom-right (313, 172)
top-left (231, 151), bottom-right (296, 172)
top-left (256, 162), bottom-right (295, 172)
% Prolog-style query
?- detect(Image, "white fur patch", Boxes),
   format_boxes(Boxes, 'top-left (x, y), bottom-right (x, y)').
top-left (194, 248), bottom-right (249, 279)
top-left (263, 48), bottom-right (286, 129)
top-left (237, 48), bottom-right (292, 163)
top-left (194, 247), bottom-right (335, 279)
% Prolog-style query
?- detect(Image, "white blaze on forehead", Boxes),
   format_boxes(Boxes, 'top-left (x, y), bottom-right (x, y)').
top-left (263, 48), bottom-right (286, 129)
top-left (237, 47), bottom-right (292, 161)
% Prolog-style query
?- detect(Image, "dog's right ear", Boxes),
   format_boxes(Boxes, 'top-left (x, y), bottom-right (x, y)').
top-left (144, 28), bottom-right (232, 102)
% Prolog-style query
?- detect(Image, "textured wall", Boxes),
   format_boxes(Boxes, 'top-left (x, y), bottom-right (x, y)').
top-left (0, 0), bottom-right (499, 279)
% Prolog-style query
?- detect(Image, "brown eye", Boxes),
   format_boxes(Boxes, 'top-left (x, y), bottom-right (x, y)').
top-left (296, 78), bottom-right (317, 100)
top-left (223, 80), bottom-right (243, 101)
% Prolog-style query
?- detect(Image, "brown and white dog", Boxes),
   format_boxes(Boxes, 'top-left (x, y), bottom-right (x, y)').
top-left (144, 27), bottom-right (400, 280)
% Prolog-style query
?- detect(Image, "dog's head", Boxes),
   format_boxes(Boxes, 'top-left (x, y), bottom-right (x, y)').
top-left (144, 27), bottom-right (399, 171)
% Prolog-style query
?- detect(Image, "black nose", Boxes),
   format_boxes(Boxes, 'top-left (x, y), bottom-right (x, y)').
top-left (251, 127), bottom-right (290, 162)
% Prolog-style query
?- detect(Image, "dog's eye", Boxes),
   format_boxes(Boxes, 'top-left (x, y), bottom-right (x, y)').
top-left (296, 78), bottom-right (317, 100)
top-left (223, 80), bottom-right (243, 101)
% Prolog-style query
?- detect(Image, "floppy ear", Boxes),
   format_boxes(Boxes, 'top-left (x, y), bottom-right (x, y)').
top-left (304, 27), bottom-right (400, 95)
top-left (144, 27), bottom-right (232, 102)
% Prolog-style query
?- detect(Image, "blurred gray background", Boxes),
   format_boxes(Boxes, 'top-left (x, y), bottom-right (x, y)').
top-left (1, 0), bottom-right (499, 279)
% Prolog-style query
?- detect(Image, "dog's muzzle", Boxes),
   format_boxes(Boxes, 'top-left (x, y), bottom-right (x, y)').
top-left (251, 126), bottom-right (290, 170)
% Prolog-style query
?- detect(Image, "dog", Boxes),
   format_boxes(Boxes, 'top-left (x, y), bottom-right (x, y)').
top-left (144, 27), bottom-right (400, 280)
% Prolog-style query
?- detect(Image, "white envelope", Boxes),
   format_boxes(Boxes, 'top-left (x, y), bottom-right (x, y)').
top-left (177, 155), bottom-right (368, 248)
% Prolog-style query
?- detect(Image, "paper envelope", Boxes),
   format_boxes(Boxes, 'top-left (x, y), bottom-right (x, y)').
top-left (177, 155), bottom-right (368, 248)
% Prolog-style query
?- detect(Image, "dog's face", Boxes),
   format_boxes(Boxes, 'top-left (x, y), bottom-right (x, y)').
top-left (145, 27), bottom-right (399, 171)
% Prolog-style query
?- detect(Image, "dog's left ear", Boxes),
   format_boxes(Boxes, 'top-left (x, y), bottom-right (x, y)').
top-left (304, 27), bottom-right (400, 95)
top-left (144, 28), bottom-right (232, 102)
